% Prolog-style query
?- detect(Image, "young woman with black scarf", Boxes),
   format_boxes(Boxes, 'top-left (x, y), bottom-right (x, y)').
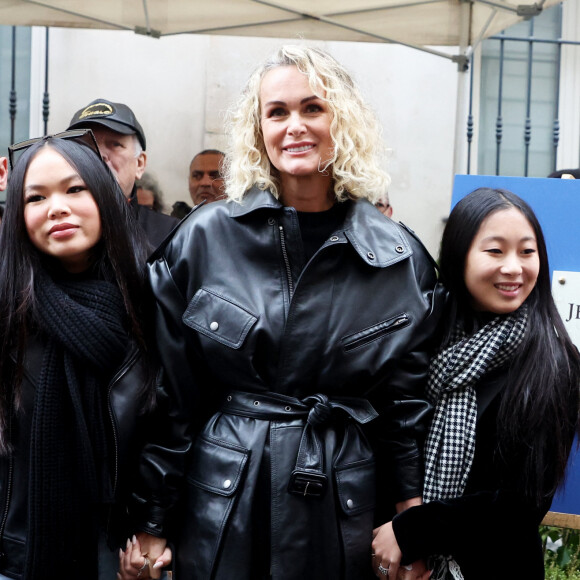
top-left (0, 132), bottom-right (156, 580)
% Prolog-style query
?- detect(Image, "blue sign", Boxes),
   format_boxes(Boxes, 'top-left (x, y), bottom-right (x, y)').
top-left (452, 174), bottom-right (580, 517)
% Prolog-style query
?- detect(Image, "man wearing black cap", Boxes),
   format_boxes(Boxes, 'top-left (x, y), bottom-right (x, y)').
top-left (68, 99), bottom-right (178, 249)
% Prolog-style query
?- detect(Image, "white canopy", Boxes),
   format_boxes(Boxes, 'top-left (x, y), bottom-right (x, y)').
top-left (0, 0), bottom-right (558, 63)
top-left (0, 0), bottom-right (561, 177)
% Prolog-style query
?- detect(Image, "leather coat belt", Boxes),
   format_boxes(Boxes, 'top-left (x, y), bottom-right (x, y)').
top-left (221, 390), bottom-right (378, 498)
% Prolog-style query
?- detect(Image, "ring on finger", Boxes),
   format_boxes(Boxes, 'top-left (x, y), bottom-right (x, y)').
top-left (378, 563), bottom-right (390, 576)
top-left (137, 557), bottom-right (150, 578)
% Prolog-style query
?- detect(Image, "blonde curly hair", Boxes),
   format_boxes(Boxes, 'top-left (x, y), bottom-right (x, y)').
top-left (224, 45), bottom-right (390, 204)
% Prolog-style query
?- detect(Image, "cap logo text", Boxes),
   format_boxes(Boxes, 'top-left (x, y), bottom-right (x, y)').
top-left (79, 103), bottom-right (114, 119)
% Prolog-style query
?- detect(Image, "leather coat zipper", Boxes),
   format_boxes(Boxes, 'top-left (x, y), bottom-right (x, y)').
top-left (279, 225), bottom-right (294, 299)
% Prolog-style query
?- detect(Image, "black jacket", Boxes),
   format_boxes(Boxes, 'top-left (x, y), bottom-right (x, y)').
top-left (0, 338), bottom-right (151, 579)
top-left (392, 367), bottom-right (554, 579)
top-left (130, 190), bottom-right (179, 251)
top-left (135, 188), bottom-right (444, 579)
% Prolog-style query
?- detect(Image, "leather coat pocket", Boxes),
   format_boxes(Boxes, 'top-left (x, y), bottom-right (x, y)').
top-left (182, 288), bottom-right (258, 349)
top-left (335, 458), bottom-right (376, 516)
top-left (334, 459), bottom-right (376, 579)
top-left (0, 535), bottom-right (26, 578)
top-left (181, 437), bottom-right (249, 579)
top-left (341, 313), bottom-right (410, 352)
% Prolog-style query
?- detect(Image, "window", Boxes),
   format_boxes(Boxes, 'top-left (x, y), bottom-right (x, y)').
top-left (477, 6), bottom-right (562, 177)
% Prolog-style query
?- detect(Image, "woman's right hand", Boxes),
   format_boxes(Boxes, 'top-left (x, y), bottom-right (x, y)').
top-left (372, 524), bottom-right (431, 580)
top-left (396, 560), bottom-right (431, 580)
top-left (372, 522), bottom-right (402, 579)
top-left (117, 533), bottom-right (172, 579)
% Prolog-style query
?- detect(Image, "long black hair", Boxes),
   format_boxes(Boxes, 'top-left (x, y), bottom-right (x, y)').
top-left (0, 137), bottom-right (151, 450)
top-left (440, 187), bottom-right (580, 504)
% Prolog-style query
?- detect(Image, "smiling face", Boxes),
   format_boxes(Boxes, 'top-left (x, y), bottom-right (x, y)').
top-left (464, 207), bottom-right (540, 314)
top-left (260, 65), bottom-right (334, 191)
top-left (23, 147), bottom-right (102, 273)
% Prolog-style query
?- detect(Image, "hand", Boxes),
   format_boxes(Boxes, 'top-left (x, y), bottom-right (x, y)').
top-left (396, 560), bottom-right (431, 580)
top-left (117, 533), bottom-right (172, 579)
top-left (372, 522), bottom-right (401, 579)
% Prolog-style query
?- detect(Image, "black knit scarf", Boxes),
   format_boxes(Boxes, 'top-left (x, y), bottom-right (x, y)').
top-left (24, 268), bottom-right (129, 580)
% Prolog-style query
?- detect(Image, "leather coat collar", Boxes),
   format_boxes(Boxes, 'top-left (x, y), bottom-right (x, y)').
top-left (229, 186), bottom-right (413, 268)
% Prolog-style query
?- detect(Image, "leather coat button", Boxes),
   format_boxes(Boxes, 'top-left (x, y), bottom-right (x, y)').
top-left (395, 245), bottom-right (404, 253)
top-left (346, 499), bottom-right (354, 509)
top-left (367, 252), bottom-right (375, 260)
top-left (224, 479), bottom-right (232, 489)
top-left (210, 321), bottom-right (219, 331)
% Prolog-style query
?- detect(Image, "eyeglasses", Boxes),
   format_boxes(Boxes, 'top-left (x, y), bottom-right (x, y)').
top-left (8, 129), bottom-right (102, 170)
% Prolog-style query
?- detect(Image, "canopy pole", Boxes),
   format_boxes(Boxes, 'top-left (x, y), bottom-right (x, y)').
top-left (453, 0), bottom-right (472, 175)
top-left (43, 27), bottom-right (50, 135)
top-left (10, 26), bottom-right (17, 144)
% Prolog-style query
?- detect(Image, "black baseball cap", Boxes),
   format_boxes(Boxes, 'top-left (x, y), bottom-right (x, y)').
top-left (68, 98), bottom-right (146, 150)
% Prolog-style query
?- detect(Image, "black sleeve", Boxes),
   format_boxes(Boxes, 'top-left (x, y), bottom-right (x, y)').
top-left (369, 254), bottom-right (446, 507)
top-left (392, 489), bottom-right (548, 565)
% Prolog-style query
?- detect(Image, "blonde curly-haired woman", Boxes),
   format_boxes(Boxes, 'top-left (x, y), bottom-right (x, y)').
top-left (125, 45), bottom-right (443, 580)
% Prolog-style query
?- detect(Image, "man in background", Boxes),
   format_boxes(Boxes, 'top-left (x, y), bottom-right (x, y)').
top-left (189, 149), bottom-right (225, 206)
top-left (548, 168), bottom-right (580, 179)
top-left (375, 193), bottom-right (393, 218)
top-left (68, 98), bottom-right (178, 249)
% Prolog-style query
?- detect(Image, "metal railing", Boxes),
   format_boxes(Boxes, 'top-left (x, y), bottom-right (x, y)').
top-left (3, 26), bottom-right (49, 147)
top-left (468, 23), bottom-right (580, 176)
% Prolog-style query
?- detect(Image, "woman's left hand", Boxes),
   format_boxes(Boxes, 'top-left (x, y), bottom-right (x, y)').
top-left (117, 534), bottom-right (171, 579)
top-left (118, 537), bottom-right (143, 579)
top-left (372, 522), bottom-right (402, 579)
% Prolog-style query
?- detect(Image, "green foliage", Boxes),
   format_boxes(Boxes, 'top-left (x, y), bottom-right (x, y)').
top-left (542, 526), bottom-right (580, 580)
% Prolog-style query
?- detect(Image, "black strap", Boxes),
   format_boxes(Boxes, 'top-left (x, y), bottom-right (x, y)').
top-left (221, 390), bottom-right (377, 497)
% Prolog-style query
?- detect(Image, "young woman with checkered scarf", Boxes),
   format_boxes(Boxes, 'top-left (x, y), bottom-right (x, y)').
top-left (371, 188), bottom-right (580, 580)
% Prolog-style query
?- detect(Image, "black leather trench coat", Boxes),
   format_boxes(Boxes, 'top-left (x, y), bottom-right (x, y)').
top-left (0, 339), bottom-right (151, 579)
top-left (136, 188), bottom-right (444, 579)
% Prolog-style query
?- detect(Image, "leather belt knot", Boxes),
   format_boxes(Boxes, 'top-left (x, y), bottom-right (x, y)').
top-left (221, 390), bottom-right (378, 500)
top-left (305, 393), bottom-right (332, 427)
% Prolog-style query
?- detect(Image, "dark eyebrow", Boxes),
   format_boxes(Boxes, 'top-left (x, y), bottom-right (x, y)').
top-left (481, 235), bottom-right (536, 243)
top-left (24, 173), bottom-right (81, 192)
top-left (301, 95), bottom-right (321, 104)
top-left (263, 95), bottom-right (320, 107)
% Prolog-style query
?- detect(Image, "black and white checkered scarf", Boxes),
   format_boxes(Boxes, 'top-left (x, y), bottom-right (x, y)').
top-left (422, 304), bottom-right (528, 579)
